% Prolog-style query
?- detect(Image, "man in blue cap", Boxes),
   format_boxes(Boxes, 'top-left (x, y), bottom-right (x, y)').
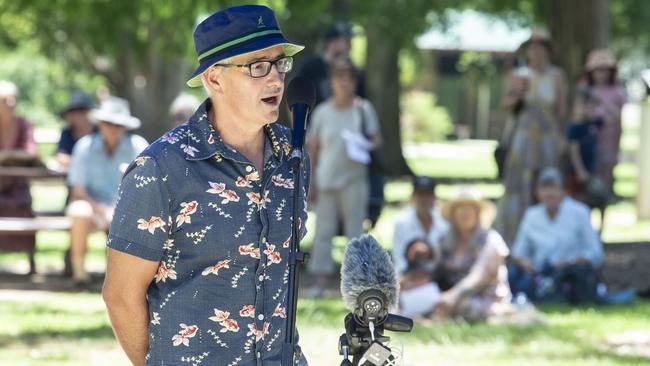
top-left (102, 5), bottom-right (310, 366)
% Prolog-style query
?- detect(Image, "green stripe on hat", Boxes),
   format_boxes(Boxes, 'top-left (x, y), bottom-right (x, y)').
top-left (187, 43), bottom-right (304, 88)
top-left (198, 29), bottom-right (283, 61)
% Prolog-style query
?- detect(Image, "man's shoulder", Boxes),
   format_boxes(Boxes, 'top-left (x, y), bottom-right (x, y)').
top-left (394, 206), bottom-right (416, 225)
top-left (562, 196), bottom-right (590, 215)
top-left (128, 133), bottom-right (149, 148)
top-left (73, 134), bottom-right (96, 152)
top-left (524, 203), bottom-right (545, 219)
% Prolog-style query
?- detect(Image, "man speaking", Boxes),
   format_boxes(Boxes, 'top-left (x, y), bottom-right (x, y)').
top-left (102, 5), bottom-right (310, 366)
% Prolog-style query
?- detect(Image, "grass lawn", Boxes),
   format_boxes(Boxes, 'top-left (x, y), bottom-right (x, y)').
top-left (1, 111), bottom-right (648, 365)
top-left (1, 291), bottom-right (649, 366)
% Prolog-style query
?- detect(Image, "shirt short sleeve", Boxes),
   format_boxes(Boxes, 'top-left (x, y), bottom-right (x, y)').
top-left (107, 154), bottom-right (171, 262)
top-left (57, 129), bottom-right (76, 155)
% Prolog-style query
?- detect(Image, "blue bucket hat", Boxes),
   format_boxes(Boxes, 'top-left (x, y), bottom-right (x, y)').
top-left (187, 5), bottom-right (304, 88)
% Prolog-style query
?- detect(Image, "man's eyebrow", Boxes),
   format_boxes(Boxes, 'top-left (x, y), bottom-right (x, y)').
top-left (246, 53), bottom-right (286, 63)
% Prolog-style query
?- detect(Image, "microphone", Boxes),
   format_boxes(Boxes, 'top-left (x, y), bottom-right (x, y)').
top-left (339, 235), bottom-right (412, 366)
top-left (340, 235), bottom-right (399, 326)
top-left (286, 76), bottom-right (316, 152)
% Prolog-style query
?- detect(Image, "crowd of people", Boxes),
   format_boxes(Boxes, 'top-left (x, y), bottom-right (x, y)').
top-left (0, 80), bottom-right (198, 287)
top-left (391, 29), bottom-right (633, 322)
top-left (0, 19), bottom-right (633, 323)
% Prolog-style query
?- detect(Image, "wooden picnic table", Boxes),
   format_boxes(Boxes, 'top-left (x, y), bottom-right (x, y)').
top-left (0, 166), bottom-right (67, 179)
top-left (0, 165), bottom-right (69, 274)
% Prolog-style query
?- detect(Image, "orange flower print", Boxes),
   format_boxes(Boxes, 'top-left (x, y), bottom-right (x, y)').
top-left (172, 323), bottom-right (198, 347)
top-left (273, 306), bottom-right (286, 319)
top-left (246, 171), bottom-right (260, 182)
top-left (208, 133), bottom-right (215, 144)
top-left (264, 244), bottom-right (282, 265)
top-left (247, 191), bottom-right (270, 210)
top-left (283, 236), bottom-right (291, 248)
top-left (206, 182), bottom-right (226, 195)
top-left (209, 309), bottom-right (230, 323)
top-left (201, 259), bottom-right (231, 276)
top-left (238, 244), bottom-right (261, 259)
top-left (239, 305), bottom-right (256, 318)
top-left (220, 318), bottom-right (240, 333)
top-left (220, 190), bottom-right (240, 204)
top-left (246, 323), bottom-right (269, 342)
top-left (137, 216), bottom-right (166, 234)
top-left (154, 261), bottom-right (177, 283)
top-left (134, 156), bottom-right (151, 166)
top-left (209, 309), bottom-right (240, 333)
top-left (236, 176), bottom-right (252, 188)
top-left (271, 174), bottom-right (294, 189)
top-left (176, 201), bottom-right (198, 227)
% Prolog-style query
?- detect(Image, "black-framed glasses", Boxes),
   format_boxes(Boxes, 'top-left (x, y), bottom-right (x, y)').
top-left (215, 56), bottom-right (293, 78)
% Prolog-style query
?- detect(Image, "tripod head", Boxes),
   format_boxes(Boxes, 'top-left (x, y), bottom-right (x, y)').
top-left (339, 289), bottom-right (413, 366)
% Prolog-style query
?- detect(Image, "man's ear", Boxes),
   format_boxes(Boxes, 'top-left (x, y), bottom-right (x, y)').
top-left (203, 67), bottom-right (223, 93)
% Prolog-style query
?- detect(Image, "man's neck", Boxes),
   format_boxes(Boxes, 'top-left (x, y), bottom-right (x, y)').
top-left (546, 204), bottom-right (560, 220)
top-left (416, 208), bottom-right (433, 231)
top-left (333, 97), bottom-right (352, 109)
top-left (210, 105), bottom-right (265, 171)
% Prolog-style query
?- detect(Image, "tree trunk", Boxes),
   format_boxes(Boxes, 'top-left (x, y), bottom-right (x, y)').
top-left (365, 25), bottom-right (411, 177)
top-left (548, 0), bottom-right (609, 88)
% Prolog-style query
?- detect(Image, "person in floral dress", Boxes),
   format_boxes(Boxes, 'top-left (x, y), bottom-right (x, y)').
top-left (102, 5), bottom-right (310, 366)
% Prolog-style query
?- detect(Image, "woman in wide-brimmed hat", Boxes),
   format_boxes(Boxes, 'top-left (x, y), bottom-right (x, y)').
top-left (433, 188), bottom-right (512, 322)
top-left (496, 27), bottom-right (567, 245)
top-left (575, 49), bottom-right (627, 232)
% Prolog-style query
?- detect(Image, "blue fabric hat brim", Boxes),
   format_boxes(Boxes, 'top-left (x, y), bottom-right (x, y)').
top-left (187, 36), bottom-right (304, 88)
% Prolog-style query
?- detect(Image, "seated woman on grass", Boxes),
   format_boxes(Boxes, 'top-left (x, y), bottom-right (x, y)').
top-left (433, 189), bottom-right (512, 322)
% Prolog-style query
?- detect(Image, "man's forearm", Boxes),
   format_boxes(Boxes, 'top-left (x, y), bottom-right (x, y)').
top-left (106, 298), bottom-right (151, 366)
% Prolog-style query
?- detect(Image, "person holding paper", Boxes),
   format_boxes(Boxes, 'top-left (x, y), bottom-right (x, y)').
top-left (306, 56), bottom-right (382, 296)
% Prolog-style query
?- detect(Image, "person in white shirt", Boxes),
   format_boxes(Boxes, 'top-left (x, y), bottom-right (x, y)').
top-left (509, 167), bottom-right (603, 304)
top-left (392, 176), bottom-right (449, 275)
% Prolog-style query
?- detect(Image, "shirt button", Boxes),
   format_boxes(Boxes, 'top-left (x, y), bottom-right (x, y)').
top-left (257, 352), bottom-right (261, 359)
top-left (262, 237), bottom-right (267, 243)
top-left (246, 165), bottom-right (253, 172)
top-left (258, 314), bottom-right (264, 320)
top-left (258, 275), bottom-right (264, 282)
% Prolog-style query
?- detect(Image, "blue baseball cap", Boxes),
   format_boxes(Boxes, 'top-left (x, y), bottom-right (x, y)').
top-left (187, 5), bottom-right (304, 88)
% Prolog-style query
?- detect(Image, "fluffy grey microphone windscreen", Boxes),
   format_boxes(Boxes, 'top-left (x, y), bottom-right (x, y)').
top-left (340, 235), bottom-right (399, 311)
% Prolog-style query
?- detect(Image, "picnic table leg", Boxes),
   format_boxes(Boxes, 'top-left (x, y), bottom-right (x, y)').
top-left (28, 247), bottom-right (36, 275)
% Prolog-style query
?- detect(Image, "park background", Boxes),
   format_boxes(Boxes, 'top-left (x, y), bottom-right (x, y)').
top-left (2, 0), bottom-right (650, 365)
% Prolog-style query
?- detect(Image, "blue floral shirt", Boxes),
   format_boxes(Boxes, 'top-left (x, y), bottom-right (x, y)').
top-left (107, 100), bottom-right (310, 366)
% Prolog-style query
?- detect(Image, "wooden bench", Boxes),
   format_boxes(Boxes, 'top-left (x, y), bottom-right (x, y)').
top-left (0, 166), bottom-right (68, 274)
top-left (0, 216), bottom-right (72, 274)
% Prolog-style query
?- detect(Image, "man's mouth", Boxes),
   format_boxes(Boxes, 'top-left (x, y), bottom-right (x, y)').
top-left (261, 96), bottom-right (280, 106)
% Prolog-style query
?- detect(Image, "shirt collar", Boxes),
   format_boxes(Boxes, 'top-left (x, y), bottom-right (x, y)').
top-left (184, 99), bottom-right (285, 162)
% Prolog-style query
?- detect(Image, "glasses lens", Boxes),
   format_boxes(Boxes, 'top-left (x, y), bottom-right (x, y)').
top-left (250, 61), bottom-right (272, 77)
top-left (277, 57), bottom-right (293, 73)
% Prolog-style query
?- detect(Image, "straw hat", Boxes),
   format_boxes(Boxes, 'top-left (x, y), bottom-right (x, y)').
top-left (585, 49), bottom-right (617, 72)
top-left (90, 97), bottom-right (141, 130)
top-left (520, 27), bottom-right (552, 51)
top-left (441, 188), bottom-right (496, 229)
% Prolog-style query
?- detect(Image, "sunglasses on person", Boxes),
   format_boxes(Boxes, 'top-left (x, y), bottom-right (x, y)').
top-left (215, 56), bottom-right (293, 78)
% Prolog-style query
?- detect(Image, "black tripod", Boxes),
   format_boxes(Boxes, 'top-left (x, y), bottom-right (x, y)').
top-left (339, 289), bottom-right (413, 366)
